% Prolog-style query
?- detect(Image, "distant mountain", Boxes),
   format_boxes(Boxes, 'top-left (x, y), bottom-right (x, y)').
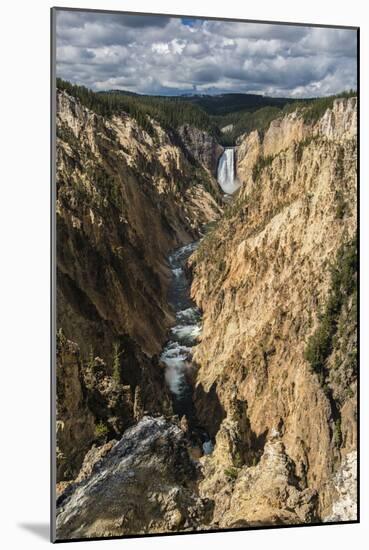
top-left (182, 93), bottom-right (298, 116)
top-left (97, 89), bottom-right (139, 97)
top-left (100, 89), bottom-right (298, 115)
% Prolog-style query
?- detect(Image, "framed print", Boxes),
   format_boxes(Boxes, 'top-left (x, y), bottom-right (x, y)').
top-left (51, 7), bottom-right (359, 542)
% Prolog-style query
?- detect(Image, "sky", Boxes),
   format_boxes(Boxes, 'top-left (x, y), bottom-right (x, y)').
top-left (55, 10), bottom-right (357, 98)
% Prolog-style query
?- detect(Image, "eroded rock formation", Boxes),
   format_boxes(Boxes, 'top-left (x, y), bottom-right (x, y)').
top-left (177, 124), bottom-right (224, 175)
top-left (190, 97), bottom-right (357, 523)
top-left (56, 417), bottom-right (213, 539)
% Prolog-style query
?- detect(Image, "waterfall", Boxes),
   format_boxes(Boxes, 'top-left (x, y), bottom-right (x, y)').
top-left (217, 147), bottom-right (240, 194)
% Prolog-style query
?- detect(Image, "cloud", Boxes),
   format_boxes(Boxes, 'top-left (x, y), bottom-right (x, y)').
top-left (55, 9), bottom-right (357, 97)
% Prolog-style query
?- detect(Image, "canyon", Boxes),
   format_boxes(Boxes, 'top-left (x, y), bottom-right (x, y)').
top-left (55, 88), bottom-right (357, 539)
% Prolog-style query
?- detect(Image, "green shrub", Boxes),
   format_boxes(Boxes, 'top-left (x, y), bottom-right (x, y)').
top-left (56, 121), bottom-right (80, 149)
top-left (94, 421), bottom-right (108, 439)
top-left (304, 235), bottom-right (357, 380)
top-left (224, 467), bottom-right (239, 480)
top-left (346, 387), bottom-right (354, 399)
top-left (233, 451), bottom-right (243, 468)
top-left (333, 418), bottom-right (342, 447)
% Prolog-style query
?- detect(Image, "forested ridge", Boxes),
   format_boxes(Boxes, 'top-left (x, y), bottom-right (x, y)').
top-left (57, 78), bottom-right (356, 147)
top-left (57, 78), bottom-right (219, 139)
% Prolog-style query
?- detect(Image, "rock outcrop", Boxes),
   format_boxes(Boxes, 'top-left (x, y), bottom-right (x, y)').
top-left (200, 429), bottom-right (318, 528)
top-left (56, 335), bottom-right (96, 481)
top-left (56, 417), bottom-right (213, 539)
top-left (190, 97), bottom-right (357, 524)
top-left (236, 97), bottom-right (357, 194)
top-left (178, 124), bottom-right (224, 176)
top-left (324, 451), bottom-right (357, 522)
top-left (56, 332), bottom-right (173, 482)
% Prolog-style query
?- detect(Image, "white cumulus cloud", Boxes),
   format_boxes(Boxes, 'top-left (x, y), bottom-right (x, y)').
top-left (55, 9), bottom-right (357, 97)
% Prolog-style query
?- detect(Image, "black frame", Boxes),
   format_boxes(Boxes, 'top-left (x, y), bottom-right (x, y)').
top-left (50, 6), bottom-right (360, 543)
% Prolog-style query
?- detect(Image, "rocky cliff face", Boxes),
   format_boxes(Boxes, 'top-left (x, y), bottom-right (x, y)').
top-left (56, 336), bottom-right (96, 482)
top-left (56, 89), bottom-right (222, 482)
top-left (200, 428), bottom-right (318, 528)
top-left (177, 124), bottom-right (224, 176)
top-left (190, 97), bottom-right (357, 524)
top-left (56, 332), bottom-right (174, 483)
top-left (236, 97), bottom-right (356, 194)
top-left (56, 416), bottom-right (213, 539)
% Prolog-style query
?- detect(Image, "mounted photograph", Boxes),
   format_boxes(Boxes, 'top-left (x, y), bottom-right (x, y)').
top-left (51, 7), bottom-right (358, 542)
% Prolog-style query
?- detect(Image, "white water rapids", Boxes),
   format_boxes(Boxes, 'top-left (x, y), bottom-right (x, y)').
top-left (160, 241), bottom-right (214, 455)
top-left (160, 242), bottom-right (201, 399)
top-left (217, 147), bottom-right (240, 194)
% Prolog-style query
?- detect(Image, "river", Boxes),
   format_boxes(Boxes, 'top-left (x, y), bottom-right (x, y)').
top-left (160, 241), bottom-right (214, 455)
